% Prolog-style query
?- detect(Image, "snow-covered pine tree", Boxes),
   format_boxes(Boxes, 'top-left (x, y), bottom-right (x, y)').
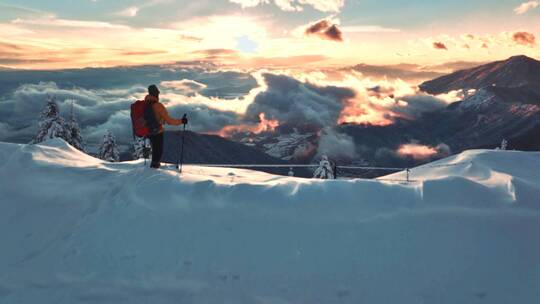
top-left (33, 96), bottom-right (72, 144)
top-left (66, 100), bottom-right (85, 152)
top-left (132, 137), bottom-right (151, 160)
top-left (313, 155), bottom-right (335, 179)
top-left (500, 139), bottom-right (508, 151)
top-left (98, 130), bottom-right (120, 162)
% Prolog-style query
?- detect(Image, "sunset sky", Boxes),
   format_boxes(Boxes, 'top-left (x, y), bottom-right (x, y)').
top-left (1, 0), bottom-right (539, 69)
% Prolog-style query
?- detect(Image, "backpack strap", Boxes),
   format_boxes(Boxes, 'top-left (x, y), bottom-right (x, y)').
top-left (144, 100), bottom-right (161, 136)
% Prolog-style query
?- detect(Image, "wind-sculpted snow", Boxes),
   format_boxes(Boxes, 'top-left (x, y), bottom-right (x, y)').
top-left (0, 139), bottom-right (539, 303)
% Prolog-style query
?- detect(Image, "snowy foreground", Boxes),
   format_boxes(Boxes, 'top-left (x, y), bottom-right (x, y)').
top-left (1, 139), bottom-right (540, 304)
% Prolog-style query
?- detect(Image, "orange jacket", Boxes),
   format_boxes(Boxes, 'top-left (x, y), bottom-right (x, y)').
top-left (145, 95), bottom-right (184, 133)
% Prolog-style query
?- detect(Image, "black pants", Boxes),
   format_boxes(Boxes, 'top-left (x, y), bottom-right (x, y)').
top-left (148, 132), bottom-right (163, 168)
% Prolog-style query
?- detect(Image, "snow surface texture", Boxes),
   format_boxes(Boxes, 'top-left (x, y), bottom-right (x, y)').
top-left (1, 139), bottom-right (539, 304)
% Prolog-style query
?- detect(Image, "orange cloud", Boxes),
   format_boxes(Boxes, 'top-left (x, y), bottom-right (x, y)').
top-left (0, 42), bottom-right (21, 51)
top-left (189, 48), bottom-right (241, 64)
top-left (433, 42), bottom-right (448, 50)
top-left (121, 50), bottom-right (169, 56)
top-left (338, 103), bottom-right (395, 126)
top-left (512, 31), bottom-right (536, 47)
top-left (216, 113), bottom-right (279, 137)
top-left (305, 19), bottom-right (344, 42)
top-left (192, 49), bottom-right (238, 56)
top-left (397, 143), bottom-right (438, 160)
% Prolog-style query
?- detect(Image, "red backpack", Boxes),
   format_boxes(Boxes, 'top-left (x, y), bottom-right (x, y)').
top-left (131, 100), bottom-right (160, 138)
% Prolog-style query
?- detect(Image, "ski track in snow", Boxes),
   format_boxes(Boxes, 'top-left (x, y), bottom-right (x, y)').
top-left (1, 139), bottom-right (540, 304)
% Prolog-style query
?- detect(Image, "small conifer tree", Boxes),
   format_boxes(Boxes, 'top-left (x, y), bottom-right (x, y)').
top-left (98, 130), bottom-right (120, 162)
top-left (33, 96), bottom-right (72, 144)
top-left (66, 100), bottom-right (85, 152)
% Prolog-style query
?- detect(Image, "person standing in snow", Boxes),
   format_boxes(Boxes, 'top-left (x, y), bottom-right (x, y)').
top-left (145, 84), bottom-right (188, 168)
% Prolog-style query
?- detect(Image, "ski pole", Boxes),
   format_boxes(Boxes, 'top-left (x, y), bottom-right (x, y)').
top-left (177, 114), bottom-right (187, 172)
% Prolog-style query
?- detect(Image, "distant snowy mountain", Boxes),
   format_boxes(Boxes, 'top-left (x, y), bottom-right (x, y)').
top-left (417, 56), bottom-right (540, 150)
top-left (420, 55), bottom-right (540, 95)
top-left (339, 56), bottom-right (540, 165)
top-left (338, 88), bottom-right (540, 164)
top-left (0, 139), bottom-right (539, 303)
top-left (227, 56), bottom-right (540, 168)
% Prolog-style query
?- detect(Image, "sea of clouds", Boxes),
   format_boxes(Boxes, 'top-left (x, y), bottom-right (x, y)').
top-left (0, 63), bottom-right (460, 162)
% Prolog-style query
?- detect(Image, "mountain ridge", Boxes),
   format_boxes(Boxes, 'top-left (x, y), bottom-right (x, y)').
top-left (420, 55), bottom-right (540, 95)
top-left (240, 55), bottom-right (540, 168)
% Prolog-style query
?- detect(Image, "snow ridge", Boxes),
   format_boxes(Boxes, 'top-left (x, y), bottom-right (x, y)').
top-left (1, 139), bottom-right (539, 304)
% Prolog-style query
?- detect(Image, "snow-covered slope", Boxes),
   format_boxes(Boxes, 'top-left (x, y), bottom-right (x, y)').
top-left (1, 139), bottom-right (540, 304)
top-left (384, 148), bottom-right (540, 208)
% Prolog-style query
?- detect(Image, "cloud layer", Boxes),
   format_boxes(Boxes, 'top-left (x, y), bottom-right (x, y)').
top-left (0, 60), bottom-right (510, 162)
top-left (245, 73), bottom-right (355, 128)
top-left (0, 66), bottom-right (257, 145)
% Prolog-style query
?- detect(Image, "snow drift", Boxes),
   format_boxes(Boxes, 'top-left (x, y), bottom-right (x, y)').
top-left (0, 139), bottom-right (539, 304)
